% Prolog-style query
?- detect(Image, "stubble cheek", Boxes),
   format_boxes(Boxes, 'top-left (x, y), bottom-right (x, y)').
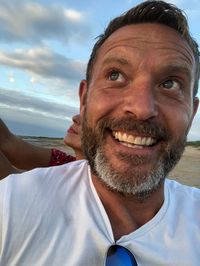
top-left (171, 111), bottom-right (193, 142)
top-left (85, 91), bottom-right (115, 127)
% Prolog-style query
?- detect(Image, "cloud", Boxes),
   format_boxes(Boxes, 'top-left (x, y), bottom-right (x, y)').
top-left (0, 47), bottom-right (86, 82)
top-left (0, 87), bottom-right (79, 137)
top-left (8, 72), bottom-right (15, 83)
top-left (0, 87), bottom-right (78, 119)
top-left (1, 86), bottom-right (199, 140)
top-left (64, 9), bottom-right (84, 22)
top-left (0, 1), bottom-right (92, 44)
top-left (8, 76), bottom-right (15, 83)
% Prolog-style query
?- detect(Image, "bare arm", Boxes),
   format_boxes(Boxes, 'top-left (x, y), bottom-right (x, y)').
top-left (0, 150), bottom-right (20, 179)
top-left (0, 118), bottom-right (51, 170)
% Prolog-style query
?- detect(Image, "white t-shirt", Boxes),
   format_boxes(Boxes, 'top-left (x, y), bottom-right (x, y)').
top-left (0, 160), bottom-right (200, 266)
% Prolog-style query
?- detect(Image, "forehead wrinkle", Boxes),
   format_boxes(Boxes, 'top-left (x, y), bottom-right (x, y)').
top-left (102, 35), bottom-right (195, 67)
top-left (156, 45), bottom-right (195, 66)
top-left (102, 37), bottom-right (144, 54)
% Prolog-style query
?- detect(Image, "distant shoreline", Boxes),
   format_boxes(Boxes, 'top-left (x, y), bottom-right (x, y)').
top-left (20, 135), bottom-right (200, 148)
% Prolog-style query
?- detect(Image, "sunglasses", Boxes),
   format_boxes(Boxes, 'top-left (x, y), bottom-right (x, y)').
top-left (105, 244), bottom-right (138, 266)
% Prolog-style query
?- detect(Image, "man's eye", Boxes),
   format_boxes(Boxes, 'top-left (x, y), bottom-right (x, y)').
top-left (108, 71), bottom-right (124, 81)
top-left (162, 80), bottom-right (180, 90)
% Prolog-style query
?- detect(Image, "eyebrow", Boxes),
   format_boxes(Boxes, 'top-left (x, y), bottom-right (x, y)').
top-left (159, 63), bottom-right (193, 79)
top-left (101, 57), bottom-right (193, 80)
top-left (102, 56), bottom-right (130, 67)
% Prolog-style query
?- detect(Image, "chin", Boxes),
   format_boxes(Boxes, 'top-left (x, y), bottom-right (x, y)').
top-left (93, 147), bottom-right (166, 200)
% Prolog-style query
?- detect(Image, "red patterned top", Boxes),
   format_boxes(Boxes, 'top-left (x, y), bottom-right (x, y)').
top-left (49, 148), bottom-right (76, 166)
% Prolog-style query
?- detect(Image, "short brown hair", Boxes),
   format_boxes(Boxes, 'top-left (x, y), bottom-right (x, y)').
top-left (86, 0), bottom-right (199, 96)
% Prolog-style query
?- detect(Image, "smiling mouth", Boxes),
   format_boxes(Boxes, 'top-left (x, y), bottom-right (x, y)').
top-left (112, 131), bottom-right (157, 148)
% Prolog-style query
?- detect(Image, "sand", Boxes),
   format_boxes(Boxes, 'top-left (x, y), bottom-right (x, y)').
top-left (59, 144), bottom-right (200, 188)
top-left (23, 137), bottom-right (200, 188)
top-left (168, 146), bottom-right (200, 188)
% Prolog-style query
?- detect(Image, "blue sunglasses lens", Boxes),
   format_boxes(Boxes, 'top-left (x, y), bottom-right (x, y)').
top-left (105, 245), bottom-right (138, 266)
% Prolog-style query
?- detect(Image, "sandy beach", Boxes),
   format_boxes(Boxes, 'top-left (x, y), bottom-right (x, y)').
top-left (23, 137), bottom-right (200, 188)
top-left (168, 146), bottom-right (200, 188)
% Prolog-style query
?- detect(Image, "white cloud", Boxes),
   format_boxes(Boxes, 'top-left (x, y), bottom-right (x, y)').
top-left (0, 87), bottom-right (77, 116)
top-left (64, 9), bottom-right (83, 22)
top-left (30, 77), bottom-right (37, 84)
top-left (8, 72), bottom-right (15, 83)
top-left (9, 77), bottom-right (15, 83)
top-left (0, 1), bottom-right (92, 44)
top-left (0, 47), bottom-right (86, 82)
top-left (0, 87), bottom-right (79, 137)
top-left (0, 47), bottom-right (84, 104)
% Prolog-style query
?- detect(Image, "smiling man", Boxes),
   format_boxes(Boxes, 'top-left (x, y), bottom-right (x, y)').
top-left (0, 1), bottom-right (200, 265)
top-left (80, 22), bottom-right (197, 199)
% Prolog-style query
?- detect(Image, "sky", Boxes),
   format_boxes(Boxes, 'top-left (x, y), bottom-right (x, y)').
top-left (0, 0), bottom-right (200, 140)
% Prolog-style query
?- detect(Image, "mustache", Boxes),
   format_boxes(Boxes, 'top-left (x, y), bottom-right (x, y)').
top-left (93, 116), bottom-right (170, 141)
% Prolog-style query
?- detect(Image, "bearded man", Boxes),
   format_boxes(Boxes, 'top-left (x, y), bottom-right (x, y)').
top-left (0, 1), bottom-right (199, 265)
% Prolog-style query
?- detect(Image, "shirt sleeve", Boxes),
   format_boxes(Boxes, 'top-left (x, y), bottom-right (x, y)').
top-left (49, 148), bottom-right (76, 166)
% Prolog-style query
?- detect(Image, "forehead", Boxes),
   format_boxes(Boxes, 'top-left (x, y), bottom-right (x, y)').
top-left (96, 23), bottom-right (195, 69)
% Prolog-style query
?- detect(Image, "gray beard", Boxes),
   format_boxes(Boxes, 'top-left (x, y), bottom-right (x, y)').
top-left (81, 114), bottom-right (186, 200)
top-left (94, 148), bottom-right (165, 199)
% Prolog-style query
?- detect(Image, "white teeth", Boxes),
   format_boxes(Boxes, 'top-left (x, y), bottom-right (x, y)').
top-left (118, 132), bottom-right (122, 141)
top-left (121, 142), bottom-right (143, 149)
top-left (113, 131), bottom-right (155, 146)
top-left (135, 136), bottom-right (141, 145)
top-left (141, 137), bottom-right (146, 145)
top-left (146, 137), bottom-right (153, 146)
top-left (127, 135), bottom-right (134, 143)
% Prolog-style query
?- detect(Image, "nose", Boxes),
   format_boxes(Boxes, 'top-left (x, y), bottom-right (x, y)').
top-left (123, 78), bottom-right (158, 120)
top-left (72, 114), bottom-right (81, 125)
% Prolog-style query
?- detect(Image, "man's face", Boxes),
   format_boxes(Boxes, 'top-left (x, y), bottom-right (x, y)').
top-left (80, 23), bottom-right (199, 198)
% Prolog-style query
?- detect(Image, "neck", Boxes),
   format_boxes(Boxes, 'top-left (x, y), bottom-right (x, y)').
top-left (92, 174), bottom-right (165, 241)
top-left (75, 150), bottom-right (84, 160)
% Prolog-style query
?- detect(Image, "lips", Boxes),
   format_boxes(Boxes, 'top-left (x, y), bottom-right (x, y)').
top-left (112, 131), bottom-right (156, 147)
top-left (67, 126), bottom-right (78, 135)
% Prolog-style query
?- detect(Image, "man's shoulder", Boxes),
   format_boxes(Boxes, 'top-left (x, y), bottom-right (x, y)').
top-left (0, 160), bottom-right (89, 197)
top-left (0, 159), bottom-right (90, 226)
top-left (165, 179), bottom-right (200, 231)
top-left (165, 178), bottom-right (200, 202)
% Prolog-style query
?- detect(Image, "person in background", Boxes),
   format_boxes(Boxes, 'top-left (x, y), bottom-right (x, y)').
top-left (0, 115), bottom-right (82, 179)
top-left (0, 1), bottom-right (199, 265)
top-left (63, 114), bottom-right (82, 160)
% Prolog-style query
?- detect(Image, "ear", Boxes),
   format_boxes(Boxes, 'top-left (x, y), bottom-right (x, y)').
top-left (79, 79), bottom-right (88, 118)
